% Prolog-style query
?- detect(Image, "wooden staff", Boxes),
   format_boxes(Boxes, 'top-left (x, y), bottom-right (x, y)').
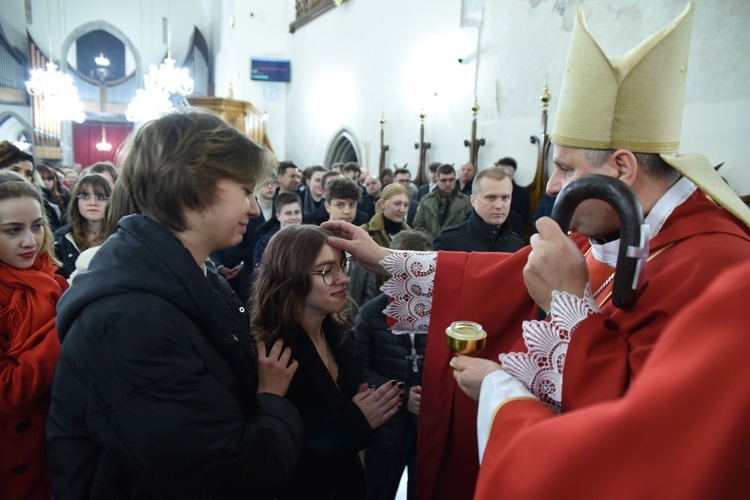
top-left (527, 84), bottom-right (552, 219)
top-left (378, 112), bottom-right (389, 174)
top-left (414, 110), bottom-right (431, 185)
top-left (463, 97), bottom-right (486, 166)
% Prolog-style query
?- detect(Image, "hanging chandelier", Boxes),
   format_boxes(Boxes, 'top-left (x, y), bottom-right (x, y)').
top-left (25, 0), bottom-right (86, 124)
top-left (95, 123), bottom-right (112, 152)
top-left (26, 61), bottom-right (86, 124)
top-left (145, 51), bottom-right (194, 96)
top-left (126, 1), bottom-right (194, 123)
top-left (125, 87), bottom-right (173, 123)
top-left (126, 50), bottom-right (193, 123)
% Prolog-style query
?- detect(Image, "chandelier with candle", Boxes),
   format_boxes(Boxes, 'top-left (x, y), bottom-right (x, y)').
top-left (145, 52), bottom-right (194, 97)
top-left (25, 0), bottom-right (86, 123)
top-left (126, 3), bottom-right (194, 123)
top-left (95, 123), bottom-right (112, 152)
top-left (26, 61), bottom-right (86, 124)
top-left (124, 51), bottom-right (194, 123)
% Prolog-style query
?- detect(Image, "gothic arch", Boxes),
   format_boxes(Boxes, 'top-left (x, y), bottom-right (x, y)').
top-left (0, 111), bottom-right (33, 144)
top-left (59, 21), bottom-right (142, 83)
top-left (324, 128), bottom-right (360, 168)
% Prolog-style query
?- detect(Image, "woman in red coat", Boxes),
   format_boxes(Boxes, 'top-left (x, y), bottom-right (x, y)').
top-left (0, 170), bottom-right (68, 500)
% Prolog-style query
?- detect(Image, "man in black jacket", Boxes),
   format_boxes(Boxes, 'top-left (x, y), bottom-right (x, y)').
top-left (433, 167), bottom-right (524, 253)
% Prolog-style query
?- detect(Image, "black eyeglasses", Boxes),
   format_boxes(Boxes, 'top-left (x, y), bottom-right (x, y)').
top-left (310, 257), bottom-right (354, 286)
top-left (77, 193), bottom-right (109, 202)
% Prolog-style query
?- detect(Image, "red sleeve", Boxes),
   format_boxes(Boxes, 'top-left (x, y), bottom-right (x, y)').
top-left (417, 248), bottom-right (537, 500)
top-left (563, 231), bottom-right (750, 411)
top-left (476, 261), bottom-right (750, 499)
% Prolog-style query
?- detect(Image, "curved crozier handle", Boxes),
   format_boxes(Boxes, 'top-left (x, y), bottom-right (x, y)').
top-left (550, 174), bottom-right (648, 310)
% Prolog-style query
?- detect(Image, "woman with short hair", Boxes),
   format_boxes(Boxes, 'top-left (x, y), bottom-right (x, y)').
top-left (47, 108), bottom-right (303, 499)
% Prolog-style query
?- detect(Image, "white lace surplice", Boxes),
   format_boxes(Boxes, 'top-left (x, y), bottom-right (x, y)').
top-left (499, 287), bottom-right (599, 413)
top-left (381, 250), bottom-right (437, 335)
top-left (378, 250), bottom-right (600, 414)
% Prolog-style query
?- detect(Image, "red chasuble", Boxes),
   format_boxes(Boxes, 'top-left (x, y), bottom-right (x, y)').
top-left (416, 191), bottom-right (750, 500)
top-left (475, 259), bottom-right (750, 499)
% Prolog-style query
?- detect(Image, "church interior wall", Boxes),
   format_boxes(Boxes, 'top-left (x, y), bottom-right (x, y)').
top-left (271, 0), bottom-right (749, 194)
top-left (0, 0), bottom-right (747, 195)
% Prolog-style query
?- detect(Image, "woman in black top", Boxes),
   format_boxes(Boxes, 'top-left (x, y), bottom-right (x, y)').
top-left (252, 224), bottom-right (403, 499)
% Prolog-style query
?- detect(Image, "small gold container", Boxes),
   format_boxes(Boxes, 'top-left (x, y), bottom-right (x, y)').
top-left (445, 321), bottom-right (487, 356)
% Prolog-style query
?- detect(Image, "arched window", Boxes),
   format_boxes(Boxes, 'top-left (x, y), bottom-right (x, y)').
top-left (325, 129), bottom-right (360, 167)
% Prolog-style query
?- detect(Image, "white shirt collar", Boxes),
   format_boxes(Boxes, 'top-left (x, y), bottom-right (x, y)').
top-left (591, 177), bottom-right (696, 266)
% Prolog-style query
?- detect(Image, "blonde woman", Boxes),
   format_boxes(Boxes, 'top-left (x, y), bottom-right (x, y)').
top-left (0, 171), bottom-right (68, 500)
top-left (361, 183), bottom-right (411, 287)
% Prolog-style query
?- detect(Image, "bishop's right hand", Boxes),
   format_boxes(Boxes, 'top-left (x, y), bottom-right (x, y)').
top-left (321, 220), bottom-right (392, 275)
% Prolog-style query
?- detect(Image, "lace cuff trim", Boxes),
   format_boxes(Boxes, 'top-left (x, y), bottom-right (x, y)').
top-left (381, 250), bottom-right (437, 335)
top-left (498, 285), bottom-right (599, 413)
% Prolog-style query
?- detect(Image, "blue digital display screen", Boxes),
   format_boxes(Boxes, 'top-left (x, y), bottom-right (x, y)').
top-left (251, 58), bottom-right (291, 82)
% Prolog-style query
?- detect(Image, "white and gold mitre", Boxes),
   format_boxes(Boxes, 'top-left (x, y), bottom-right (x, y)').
top-left (552, 2), bottom-right (750, 227)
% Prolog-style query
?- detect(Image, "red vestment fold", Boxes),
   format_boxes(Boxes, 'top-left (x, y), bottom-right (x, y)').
top-left (475, 259), bottom-right (750, 499)
top-left (416, 191), bottom-right (750, 500)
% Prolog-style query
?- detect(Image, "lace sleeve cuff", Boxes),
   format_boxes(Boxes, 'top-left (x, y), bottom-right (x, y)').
top-left (381, 250), bottom-right (437, 335)
top-left (498, 285), bottom-right (599, 412)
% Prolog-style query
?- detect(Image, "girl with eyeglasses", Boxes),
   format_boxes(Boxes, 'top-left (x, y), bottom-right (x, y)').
top-left (252, 224), bottom-right (403, 499)
top-left (0, 171), bottom-right (69, 500)
top-left (54, 173), bottom-right (113, 279)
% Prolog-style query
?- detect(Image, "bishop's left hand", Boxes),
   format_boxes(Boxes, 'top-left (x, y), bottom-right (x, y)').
top-left (524, 217), bottom-right (589, 313)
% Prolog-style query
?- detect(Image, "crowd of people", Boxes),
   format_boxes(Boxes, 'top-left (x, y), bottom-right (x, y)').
top-left (2, 111), bottom-right (525, 499)
top-left (2, 3), bottom-right (750, 499)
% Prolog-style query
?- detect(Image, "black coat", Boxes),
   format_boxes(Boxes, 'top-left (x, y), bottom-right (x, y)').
top-left (359, 194), bottom-right (378, 219)
top-left (510, 180), bottom-right (531, 234)
top-left (352, 294), bottom-right (426, 452)
top-left (48, 215), bottom-right (303, 499)
top-left (416, 183), bottom-right (433, 201)
top-left (433, 210), bottom-right (524, 253)
top-left (276, 318), bottom-right (373, 499)
top-left (53, 224), bottom-right (79, 279)
top-left (44, 198), bottom-right (62, 231)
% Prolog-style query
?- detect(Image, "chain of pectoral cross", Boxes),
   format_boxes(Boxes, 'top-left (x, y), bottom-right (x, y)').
top-left (405, 332), bottom-right (423, 372)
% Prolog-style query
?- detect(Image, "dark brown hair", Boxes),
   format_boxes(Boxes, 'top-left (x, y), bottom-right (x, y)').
top-left (88, 161), bottom-right (119, 183)
top-left (251, 224), bottom-right (349, 345)
top-left (118, 108), bottom-right (276, 233)
top-left (36, 163), bottom-right (65, 207)
top-left (0, 140), bottom-right (34, 170)
top-left (102, 180), bottom-right (136, 238)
